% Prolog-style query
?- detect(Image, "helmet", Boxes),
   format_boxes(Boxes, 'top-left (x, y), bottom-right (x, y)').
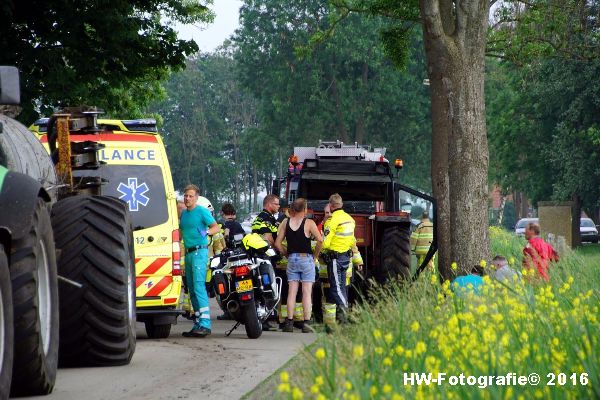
top-left (197, 196), bottom-right (214, 212)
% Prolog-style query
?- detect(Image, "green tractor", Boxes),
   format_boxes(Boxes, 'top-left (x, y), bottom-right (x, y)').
top-left (0, 67), bottom-right (136, 397)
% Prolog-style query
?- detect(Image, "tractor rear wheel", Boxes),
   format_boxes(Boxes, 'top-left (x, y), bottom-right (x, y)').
top-left (9, 198), bottom-right (59, 396)
top-left (0, 245), bottom-right (14, 400)
top-left (51, 196), bottom-right (136, 367)
top-left (378, 226), bottom-right (411, 283)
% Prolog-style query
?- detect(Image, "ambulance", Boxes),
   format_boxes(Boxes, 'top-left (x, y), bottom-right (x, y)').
top-left (31, 118), bottom-right (182, 338)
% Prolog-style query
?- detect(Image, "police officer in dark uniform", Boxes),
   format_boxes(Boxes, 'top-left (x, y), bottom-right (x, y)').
top-left (251, 194), bottom-right (281, 330)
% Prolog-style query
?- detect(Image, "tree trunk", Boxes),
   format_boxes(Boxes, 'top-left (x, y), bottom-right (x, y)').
top-left (328, 57), bottom-right (348, 142)
top-left (354, 60), bottom-right (370, 144)
top-left (420, 0), bottom-right (491, 280)
top-left (572, 193), bottom-right (582, 248)
top-left (233, 130), bottom-right (240, 207)
top-left (252, 165), bottom-right (258, 212)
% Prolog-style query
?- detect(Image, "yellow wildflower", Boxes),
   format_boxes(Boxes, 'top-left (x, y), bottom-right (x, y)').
top-left (451, 262), bottom-right (458, 271)
top-left (345, 381), bottom-right (353, 390)
top-left (278, 382), bottom-right (291, 393)
top-left (315, 375), bottom-right (324, 386)
top-left (410, 321), bottom-right (420, 332)
top-left (315, 348), bottom-right (326, 360)
top-left (480, 259), bottom-right (487, 268)
top-left (292, 386), bottom-right (304, 400)
top-left (392, 394), bottom-right (405, 400)
top-left (395, 345), bottom-right (405, 356)
top-left (280, 371), bottom-right (289, 383)
top-left (370, 386), bottom-right (378, 396)
top-left (383, 357), bottom-right (392, 366)
top-left (353, 345), bottom-right (364, 359)
top-left (375, 346), bottom-right (383, 355)
top-left (383, 384), bottom-right (392, 394)
top-left (384, 332), bottom-right (393, 344)
top-left (373, 329), bottom-right (382, 339)
top-left (310, 385), bottom-right (320, 394)
top-left (317, 395), bottom-right (326, 400)
top-left (415, 341), bottom-right (427, 355)
top-left (337, 367), bottom-right (346, 376)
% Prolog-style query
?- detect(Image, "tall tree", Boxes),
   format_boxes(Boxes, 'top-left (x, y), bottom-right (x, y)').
top-left (330, 0), bottom-right (491, 277)
top-left (234, 0), bottom-right (433, 191)
top-left (0, 0), bottom-right (214, 122)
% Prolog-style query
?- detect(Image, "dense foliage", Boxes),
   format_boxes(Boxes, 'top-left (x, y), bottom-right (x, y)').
top-left (155, 0), bottom-right (434, 212)
top-left (487, 0), bottom-right (600, 220)
top-left (0, 0), bottom-right (213, 123)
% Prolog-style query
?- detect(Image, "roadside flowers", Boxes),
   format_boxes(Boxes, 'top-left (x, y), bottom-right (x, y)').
top-left (410, 321), bottom-right (420, 332)
top-left (315, 348), bottom-right (326, 360)
top-left (353, 345), bottom-right (364, 359)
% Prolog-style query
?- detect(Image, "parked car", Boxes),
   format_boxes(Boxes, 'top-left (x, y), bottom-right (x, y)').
top-left (515, 218), bottom-right (539, 236)
top-left (580, 218), bottom-right (599, 243)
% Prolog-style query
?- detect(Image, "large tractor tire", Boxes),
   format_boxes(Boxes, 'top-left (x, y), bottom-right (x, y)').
top-left (242, 302), bottom-right (262, 339)
top-left (9, 198), bottom-right (59, 396)
top-left (51, 196), bottom-right (136, 367)
top-left (378, 226), bottom-right (411, 283)
top-left (0, 245), bottom-right (14, 400)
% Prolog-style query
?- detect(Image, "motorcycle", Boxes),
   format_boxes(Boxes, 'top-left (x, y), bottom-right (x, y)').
top-left (210, 233), bottom-right (282, 338)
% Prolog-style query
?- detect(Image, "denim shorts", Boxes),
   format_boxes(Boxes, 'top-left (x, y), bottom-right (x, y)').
top-left (286, 253), bottom-right (316, 282)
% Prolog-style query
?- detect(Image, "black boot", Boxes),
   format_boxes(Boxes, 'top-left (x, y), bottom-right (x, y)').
top-left (282, 318), bottom-right (294, 332)
top-left (302, 320), bottom-right (314, 333)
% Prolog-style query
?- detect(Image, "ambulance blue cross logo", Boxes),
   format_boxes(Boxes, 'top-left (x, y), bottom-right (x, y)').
top-left (117, 178), bottom-right (150, 212)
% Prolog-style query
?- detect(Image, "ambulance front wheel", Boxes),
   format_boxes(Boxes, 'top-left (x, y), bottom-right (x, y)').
top-left (144, 321), bottom-right (171, 339)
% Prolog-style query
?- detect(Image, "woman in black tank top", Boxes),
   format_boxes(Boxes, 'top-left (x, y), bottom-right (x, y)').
top-left (275, 198), bottom-right (323, 332)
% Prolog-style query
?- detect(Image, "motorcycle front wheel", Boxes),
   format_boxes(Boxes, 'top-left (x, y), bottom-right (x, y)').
top-left (241, 301), bottom-right (262, 339)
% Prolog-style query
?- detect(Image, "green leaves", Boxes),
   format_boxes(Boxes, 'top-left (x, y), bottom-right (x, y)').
top-left (0, 0), bottom-right (213, 122)
top-left (234, 0), bottom-right (432, 191)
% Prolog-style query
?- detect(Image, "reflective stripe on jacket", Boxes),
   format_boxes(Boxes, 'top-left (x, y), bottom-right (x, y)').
top-left (410, 219), bottom-right (433, 255)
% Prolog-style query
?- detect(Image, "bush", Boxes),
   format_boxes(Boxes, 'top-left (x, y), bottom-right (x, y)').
top-left (276, 228), bottom-right (599, 399)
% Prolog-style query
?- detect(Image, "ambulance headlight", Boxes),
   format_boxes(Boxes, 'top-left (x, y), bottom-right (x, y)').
top-left (210, 257), bottom-right (221, 268)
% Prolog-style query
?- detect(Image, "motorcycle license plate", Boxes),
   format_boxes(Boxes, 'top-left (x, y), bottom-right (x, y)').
top-left (236, 279), bottom-right (253, 292)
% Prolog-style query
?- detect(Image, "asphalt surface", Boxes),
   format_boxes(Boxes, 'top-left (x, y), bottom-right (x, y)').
top-left (27, 299), bottom-right (316, 400)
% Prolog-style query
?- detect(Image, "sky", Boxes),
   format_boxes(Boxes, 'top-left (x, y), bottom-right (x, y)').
top-left (176, 0), bottom-right (243, 52)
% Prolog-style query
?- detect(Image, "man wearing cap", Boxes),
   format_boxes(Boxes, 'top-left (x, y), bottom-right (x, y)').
top-left (180, 184), bottom-right (220, 337)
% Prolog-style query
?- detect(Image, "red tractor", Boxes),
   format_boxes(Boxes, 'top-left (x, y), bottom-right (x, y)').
top-left (272, 140), bottom-right (436, 287)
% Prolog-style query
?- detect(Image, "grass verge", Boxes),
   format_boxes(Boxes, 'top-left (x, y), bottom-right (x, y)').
top-left (272, 228), bottom-right (599, 399)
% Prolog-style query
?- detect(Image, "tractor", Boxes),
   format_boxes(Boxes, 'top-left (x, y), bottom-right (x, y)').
top-left (0, 66), bottom-right (135, 397)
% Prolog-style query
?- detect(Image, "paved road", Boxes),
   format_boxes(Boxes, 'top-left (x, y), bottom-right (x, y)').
top-left (29, 299), bottom-right (316, 400)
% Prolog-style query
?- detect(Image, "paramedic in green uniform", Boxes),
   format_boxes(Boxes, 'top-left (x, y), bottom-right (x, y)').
top-left (180, 184), bottom-right (220, 337)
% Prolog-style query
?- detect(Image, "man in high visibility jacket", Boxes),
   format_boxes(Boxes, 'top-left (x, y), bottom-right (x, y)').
top-left (318, 203), bottom-right (362, 329)
top-left (321, 193), bottom-right (356, 320)
top-left (410, 212), bottom-right (434, 269)
top-left (251, 194), bottom-right (281, 331)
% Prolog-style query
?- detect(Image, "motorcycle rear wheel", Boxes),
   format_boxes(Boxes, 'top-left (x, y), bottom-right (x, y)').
top-left (241, 302), bottom-right (262, 339)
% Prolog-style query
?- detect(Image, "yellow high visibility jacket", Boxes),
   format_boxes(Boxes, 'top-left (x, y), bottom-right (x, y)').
top-left (322, 208), bottom-right (356, 253)
top-left (208, 224), bottom-right (226, 258)
top-left (410, 218), bottom-right (433, 255)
